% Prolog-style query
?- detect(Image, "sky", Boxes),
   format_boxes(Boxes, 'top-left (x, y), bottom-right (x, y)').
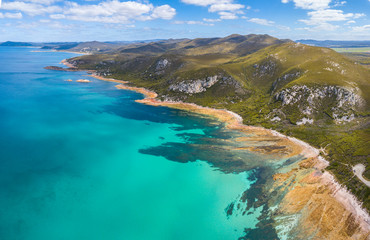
top-left (0, 0), bottom-right (369, 42)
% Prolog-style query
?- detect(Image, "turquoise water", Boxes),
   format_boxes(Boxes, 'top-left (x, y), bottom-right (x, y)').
top-left (0, 47), bottom-right (290, 239)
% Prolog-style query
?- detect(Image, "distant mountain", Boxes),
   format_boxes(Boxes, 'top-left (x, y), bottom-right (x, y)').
top-left (40, 40), bottom-right (169, 53)
top-left (0, 41), bottom-right (33, 47)
top-left (40, 41), bottom-right (120, 53)
top-left (114, 34), bottom-right (288, 56)
top-left (105, 39), bottom-right (167, 44)
top-left (297, 39), bottom-right (370, 48)
top-left (0, 39), bottom-right (179, 53)
top-left (67, 41), bottom-right (124, 53)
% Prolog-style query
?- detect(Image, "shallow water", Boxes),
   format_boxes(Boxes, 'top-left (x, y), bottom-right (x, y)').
top-left (0, 47), bottom-right (298, 239)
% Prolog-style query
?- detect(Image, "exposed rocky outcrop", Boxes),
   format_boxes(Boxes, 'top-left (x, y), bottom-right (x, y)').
top-left (169, 75), bottom-right (219, 94)
top-left (153, 58), bottom-right (171, 75)
top-left (253, 59), bottom-right (277, 77)
top-left (156, 59), bottom-right (170, 71)
top-left (162, 75), bottom-right (247, 102)
top-left (273, 85), bottom-right (365, 124)
top-left (275, 85), bottom-right (364, 107)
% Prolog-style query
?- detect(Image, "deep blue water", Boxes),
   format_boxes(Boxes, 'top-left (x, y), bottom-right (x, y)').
top-left (0, 47), bottom-right (292, 240)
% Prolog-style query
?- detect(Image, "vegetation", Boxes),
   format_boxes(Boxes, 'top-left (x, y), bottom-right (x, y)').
top-left (66, 34), bottom-right (370, 212)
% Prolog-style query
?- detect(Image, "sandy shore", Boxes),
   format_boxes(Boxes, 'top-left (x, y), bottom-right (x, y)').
top-left (61, 63), bottom-right (370, 237)
top-left (91, 74), bottom-right (130, 84)
top-left (56, 50), bottom-right (91, 55)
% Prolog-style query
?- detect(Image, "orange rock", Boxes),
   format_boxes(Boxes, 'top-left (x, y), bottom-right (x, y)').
top-left (76, 79), bottom-right (91, 83)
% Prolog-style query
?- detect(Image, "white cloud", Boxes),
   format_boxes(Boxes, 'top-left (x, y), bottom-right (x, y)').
top-left (181, 0), bottom-right (245, 19)
top-left (352, 24), bottom-right (370, 32)
top-left (181, 0), bottom-right (228, 7)
top-left (203, 18), bottom-right (221, 22)
top-left (333, 1), bottom-right (346, 7)
top-left (218, 11), bottom-right (238, 20)
top-left (16, 22), bottom-right (40, 29)
top-left (296, 23), bottom-right (339, 32)
top-left (310, 22), bottom-right (339, 31)
top-left (244, 16), bottom-right (290, 30)
top-left (281, 0), bottom-right (331, 10)
top-left (300, 9), bottom-right (364, 25)
top-left (277, 25), bottom-right (291, 31)
top-left (2, 1), bottom-right (61, 16)
top-left (0, 12), bottom-right (23, 19)
top-left (208, 3), bottom-right (244, 12)
top-left (23, 0), bottom-right (59, 5)
top-left (47, 21), bottom-right (75, 30)
top-left (173, 20), bottom-right (213, 26)
top-left (1, 0), bottom-right (176, 24)
top-left (60, 1), bottom-right (175, 23)
top-left (247, 18), bottom-right (275, 26)
top-left (50, 14), bottom-right (65, 19)
top-left (284, 0), bottom-right (366, 32)
top-left (150, 5), bottom-right (176, 20)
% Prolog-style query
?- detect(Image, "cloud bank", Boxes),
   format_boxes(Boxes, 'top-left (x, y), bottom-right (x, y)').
top-left (1, 0), bottom-right (176, 23)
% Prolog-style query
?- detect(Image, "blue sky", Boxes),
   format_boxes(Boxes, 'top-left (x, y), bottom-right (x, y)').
top-left (0, 0), bottom-right (369, 42)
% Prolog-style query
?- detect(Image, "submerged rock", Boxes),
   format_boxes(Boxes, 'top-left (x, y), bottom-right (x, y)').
top-left (76, 79), bottom-right (91, 83)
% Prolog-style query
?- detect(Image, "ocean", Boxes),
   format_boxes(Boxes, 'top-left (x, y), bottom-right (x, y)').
top-left (0, 47), bottom-right (298, 239)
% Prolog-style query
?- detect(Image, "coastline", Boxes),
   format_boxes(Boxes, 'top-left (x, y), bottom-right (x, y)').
top-left (91, 74), bottom-right (131, 84)
top-left (63, 60), bottom-right (370, 238)
top-left (61, 59), bottom-right (77, 68)
top-left (57, 50), bottom-right (91, 55)
top-left (31, 50), bottom-right (90, 55)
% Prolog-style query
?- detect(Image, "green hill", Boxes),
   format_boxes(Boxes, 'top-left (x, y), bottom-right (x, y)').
top-left (65, 34), bottom-right (370, 211)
